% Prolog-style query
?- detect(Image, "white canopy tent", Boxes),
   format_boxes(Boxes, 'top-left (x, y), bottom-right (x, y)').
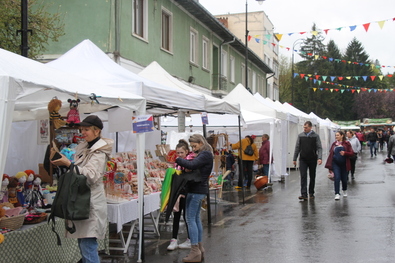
top-left (47, 40), bottom-right (207, 115)
top-left (138, 61), bottom-right (240, 115)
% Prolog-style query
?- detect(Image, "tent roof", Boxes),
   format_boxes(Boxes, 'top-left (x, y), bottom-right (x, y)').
top-left (253, 93), bottom-right (289, 120)
top-left (224, 84), bottom-right (276, 118)
top-left (0, 48), bottom-right (146, 121)
top-left (281, 102), bottom-right (316, 124)
top-left (47, 40), bottom-right (206, 115)
top-left (139, 61), bottom-right (240, 115)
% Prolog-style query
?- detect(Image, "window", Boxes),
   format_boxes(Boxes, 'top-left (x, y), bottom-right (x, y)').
top-left (161, 8), bottom-right (172, 52)
top-left (190, 28), bottom-right (198, 64)
top-left (221, 50), bottom-right (228, 78)
top-left (202, 37), bottom-right (210, 70)
top-left (133, 0), bottom-right (147, 39)
top-left (252, 71), bottom-right (257, 93)
top-left (230, 56), bottom-right (235, 83)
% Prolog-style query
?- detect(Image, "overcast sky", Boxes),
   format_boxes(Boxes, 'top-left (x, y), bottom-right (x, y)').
top-left (199, 0), bottom-right (395, 74)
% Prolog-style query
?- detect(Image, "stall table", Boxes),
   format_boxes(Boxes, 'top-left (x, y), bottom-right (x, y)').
top-left (107, 191), bottom-right (161, 253)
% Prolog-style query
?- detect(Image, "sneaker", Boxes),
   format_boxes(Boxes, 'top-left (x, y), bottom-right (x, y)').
top-left (178, 238), bottom-right (191, 249)
top-left (309, 194), bottom-right (315, 199)
top-left (334, 194), bottom-right (340, 200)
top-left (343, 191), bottom-right (347, 197)
top-left (298, 196), bottom-right (308, 200)
top-left (167, 239), bottom-right (178, 250)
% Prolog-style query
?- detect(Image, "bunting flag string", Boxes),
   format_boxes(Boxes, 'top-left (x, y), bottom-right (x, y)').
top-left (294, 73), bottom-right (394, 81)
top-left (309, 86), bottom-right (393, 94)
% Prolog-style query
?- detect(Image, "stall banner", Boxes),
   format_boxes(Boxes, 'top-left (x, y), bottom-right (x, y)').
top-left (38, 119), bottom-right (49, 145)
top-left (133, 115), bottom-right (155, 133)
top-left (201, 112), bottom-right (208, 125)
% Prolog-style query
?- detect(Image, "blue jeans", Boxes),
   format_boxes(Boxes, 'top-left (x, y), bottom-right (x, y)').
top-left (186, 193), bottom-right (205, 245)
top-left (332, 161), bottom-right (348, 195)
top-left (78, 238), bottom-right (99, 263)
top-left (369, 141), bottom-right (377, 156)
top-left (262, 164), bottom-right (269, 176)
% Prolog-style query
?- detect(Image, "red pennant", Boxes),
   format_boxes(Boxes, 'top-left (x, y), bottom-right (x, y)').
top-left (271, 43), bottom-right (276, 47)
top-left (307, 53), bottom-right (313, 56)
top-left (388, 74), bottom-right (393, 77)
top-left (324, 29), bottom-right (329, 34)
top-left (325, 88), bottom-right (328, 91)
top-left (393, 17), bottom-right (395, 21)
top-left (353, 62), bottom-right (358, 65)
top-left (341, 60), bottom-right (346, 63)
top-left (309, 77), bottom-right (313, 80)
top-left (335, 89), bottom-right (339, 92)
top-left (351, 90), bottom-right (355, 93)
top-left (247, 35), bottom-right (252, 41)
top-left (338, 77), bottom-right (343, 81)
top-left (370, 76), bottom-right (376, 81)
top-left (322, 56), bottom-right (327, 60)
top-left (315, 75), bottom-right (320, 80)
top-left (286, 47), bottom-right (290, 51)
top-left (363, 23), bottom-right (370, 32)
top-left (300, 32), bottom-right (306, 35)
top-left (300, 74), bottom-right (305, 78)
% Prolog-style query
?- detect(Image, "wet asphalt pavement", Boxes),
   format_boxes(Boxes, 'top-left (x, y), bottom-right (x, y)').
top-left (101, 147), bottom-right (395, 263)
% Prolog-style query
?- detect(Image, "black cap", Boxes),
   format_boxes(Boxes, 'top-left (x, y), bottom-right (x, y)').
top-left (77, 115), bottom-right (103, 130)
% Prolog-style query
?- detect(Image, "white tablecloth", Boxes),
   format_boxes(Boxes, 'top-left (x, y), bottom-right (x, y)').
top-left (107, 192), bottom-right (161, 233)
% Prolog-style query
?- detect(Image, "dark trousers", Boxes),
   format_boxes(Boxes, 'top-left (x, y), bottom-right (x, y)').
top-left (299, 159), bottom-right (317, 197)
top-left (332, 161), bottom-right (348, 194)
top-left (172, 195), bottom-right (188, 239)
top-left (349, 154), bottom-right (357, 177)
top-left (238, 160), bottom-right (253, 187)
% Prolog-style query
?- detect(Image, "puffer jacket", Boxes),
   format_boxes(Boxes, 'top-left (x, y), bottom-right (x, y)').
top-left (66, 138), bottom-right (113, 239)
top-left (231, 138), bottom-right (258, 161)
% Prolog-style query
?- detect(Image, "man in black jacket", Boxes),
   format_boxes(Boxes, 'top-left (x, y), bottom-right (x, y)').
top-left (293, 121), bottom-right (322, 200)
top-left (366, 128), bottom-right (378, 157)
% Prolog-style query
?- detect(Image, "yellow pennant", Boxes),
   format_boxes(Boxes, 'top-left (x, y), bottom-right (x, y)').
top-left (275, 34), bottom-right (283, 41)
top-left (313, 88), bottom-right (317, 92)
top-left (377, 20), bottom-right (385, 29)
top-left (357, 90), bottom-right (361, 93)
top-left (330, 89), bottom-right (333, 92)
top-left (346, 76), bottom-right (352, 80)
top-left (379, 75), bottom-right (384, 81)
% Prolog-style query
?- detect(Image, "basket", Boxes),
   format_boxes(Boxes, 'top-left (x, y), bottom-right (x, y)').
top-left (24, 213), bottom-right (48, 225)
top-left (254, 175), bottom-right (268, 190)
top-left (0, 213), bottom-right (27, 230)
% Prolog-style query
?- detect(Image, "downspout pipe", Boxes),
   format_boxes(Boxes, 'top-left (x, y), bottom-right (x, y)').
top-left (266, 72), bottom-right (275, 98)
top-left (219, 37), bottom-right (236, 91)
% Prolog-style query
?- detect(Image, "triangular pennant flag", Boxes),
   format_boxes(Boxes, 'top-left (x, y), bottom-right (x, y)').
top-left (370, 76), bottom-right (376, 81)
top-left (263, 40), bottom-right (268, 45)
top-left (311, 31), bottom-right (318, 36)
top-left (346, 76), bottom-right (352, 80)
top-left (293, 73), bottom-right (299, 78)
top-left (248, 35), bottom-right (252, 41)
top-left (363, 23), bottom-right (370, 32)
top-left (338, 77), bottom-right (343, 81)
top-left (341, 89), bottom-right (345, 93)
top-left (271, 43), bottom-right (276, 47)
top-left (304, 76), bottom-right (309, 81)
top-left (362, 76), bottom-right (368, 81)
top-left (368, 89), bottom-right (372, 93)
top-left (314, 55), bottom-right (319, 60)
top-left (288, 33), bottom-right (294, 36)
top-left (275, 34), bottom-right (283, 41)
top-left (325, 88), bottom-right (329, 91)
top-left (307, 74), bottom-right (312, 77)
top-left (388, 74), bottom-right (393, 77)
top-left (373, 89), bottom-right (377, 92)
top-left (324, 29), bottom-right (330, 34)
top-left (265, 34), bottom-right (272, 40)
top-left (330, 89), bottom-right (333, 92)
top-left (335, 89), bottom-right (339, 92)
top-left (329, 58), bottom-right (334, 62)
top-left (322, 76), bottom-right (328, 81)
top-left (355, 76), bottom-right (360, 80)
top-left (377, 20), bottom-right (385, 29)
top-left (313, 79), bottom-right (317, 84)
top-left (357, 90), bottom-right (361, 93)
top-left (351, 89), bottom-right (355, 93)
top-left (315, 75), bottom-right (320, 80)
top-left (349, 25), bottom-right (357, 31)
top-left (300, 74), bottom-right (305, 78)
top-left (320, 88), bottom-right (323, 91)
top-left (330, 76), bottom-right (336, 81)
top-left (318, 80), bottom-right (322, 85)
top-left (379, 75), bottom-right (384, 81)
top-left (300, 32), bottom-right (306, 35)
top-left (313, 88), bottom-right (317, 92)
top-left (336, 27), bottom-right (342, 31)
top-left (255, 38), bottom-right (260, 43)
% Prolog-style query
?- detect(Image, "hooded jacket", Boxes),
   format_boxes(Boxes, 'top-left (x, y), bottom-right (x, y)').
top-left (66, 137), bottom-right (113, 239)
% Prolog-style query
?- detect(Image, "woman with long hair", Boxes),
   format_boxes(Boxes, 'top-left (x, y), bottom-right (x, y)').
top-left (325, 131), bottom-right (353, 200)
top-left (175, 134), bottom-right (213, 262)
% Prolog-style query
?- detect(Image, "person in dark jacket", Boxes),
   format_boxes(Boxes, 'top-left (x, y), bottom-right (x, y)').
top-left (175, 134), bottom-right (213, 263)
top-left (325, 131), bottom-right (354, 200)
top-left (293, 121), bottom-right (322, 200)
top-left (258, 134), bottom-right (271, 176)
top-left (366, 128), bottom-right (378, 157)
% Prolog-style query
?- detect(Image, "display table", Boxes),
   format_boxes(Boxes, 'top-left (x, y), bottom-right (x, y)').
top-left (106, 191), bottom-right (161, 253)
top-left (0, 218), bottom-right (107, 263)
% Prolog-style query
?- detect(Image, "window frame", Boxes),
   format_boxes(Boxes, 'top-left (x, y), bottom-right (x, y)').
top-left (202, 36), bottom-right (210, 70)
top-left (161, 7), bottom-right (173, 53)
top-left (190, 27), bottom-right (198, 65)
top-left (132, 0), bottom-right (148, 40)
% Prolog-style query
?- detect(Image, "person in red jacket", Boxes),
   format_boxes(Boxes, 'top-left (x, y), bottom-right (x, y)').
top-left (325, 131), bottom-right (354, 200)
top-left (258, 134), bottom-right (271, 176)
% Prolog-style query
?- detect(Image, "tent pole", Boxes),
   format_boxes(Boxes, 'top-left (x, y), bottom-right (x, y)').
top-left (238, 115), bottom-right (245, 204)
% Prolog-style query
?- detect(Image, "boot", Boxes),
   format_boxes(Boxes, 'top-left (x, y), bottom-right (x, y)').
top-left (182, 244), bottom-right (201, 262)
top-left (198, 242), bottom-right (205, 260)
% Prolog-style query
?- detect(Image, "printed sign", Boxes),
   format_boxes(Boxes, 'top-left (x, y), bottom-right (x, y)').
top-left (132, 115), bottom-right (155, 133)
top-left (201, 112), bottom-right (208, 125)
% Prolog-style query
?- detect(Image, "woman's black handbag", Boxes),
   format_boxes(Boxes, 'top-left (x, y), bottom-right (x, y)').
top-left (244, 144), bottom-right (254, 156)
top-left (183, 169), bottom-right (202, 182)
top-left (48, 163), bottom-right (91, 245)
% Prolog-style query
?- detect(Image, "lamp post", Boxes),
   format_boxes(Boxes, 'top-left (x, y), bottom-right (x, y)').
top-left (245, 0), bottom-right (266, 91)
top-left (291, 38), bottom-right (304, 105)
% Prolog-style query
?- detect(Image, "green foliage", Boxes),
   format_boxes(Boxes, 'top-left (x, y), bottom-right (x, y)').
top-left (0, 0), bottom-right (64, 59)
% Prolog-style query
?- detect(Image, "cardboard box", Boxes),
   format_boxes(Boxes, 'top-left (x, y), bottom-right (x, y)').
top-left (38, 163), bottom-right (52, 184)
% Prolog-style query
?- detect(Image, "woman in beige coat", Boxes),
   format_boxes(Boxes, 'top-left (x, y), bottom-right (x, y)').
top-left (52, 115), bottom-right (113, 263)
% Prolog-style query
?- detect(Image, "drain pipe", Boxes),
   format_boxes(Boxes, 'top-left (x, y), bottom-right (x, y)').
top-left (219, 37), bottom-right (236, 91)
top-left (266, 72), bottom-right (275, 98)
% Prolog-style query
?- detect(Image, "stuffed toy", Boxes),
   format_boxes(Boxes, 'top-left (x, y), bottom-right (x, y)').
top-left (14, 172), bottom-right (27, 207)
top-left (7, 177), bottom-right (19, 207)
top-left (66, 99), bottom-right (81, 126)
top-left (26, 175), bottom-right (46, 209)
top-left (24, 170), bottom-right (35, 192)
top-left (1, 174), bottom-right (10, 203)
top-left (48, 97), bottom-right (68, 129)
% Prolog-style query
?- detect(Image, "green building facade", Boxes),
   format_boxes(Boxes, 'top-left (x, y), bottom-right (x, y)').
top-left (42, 0), bottom-right (272, 97)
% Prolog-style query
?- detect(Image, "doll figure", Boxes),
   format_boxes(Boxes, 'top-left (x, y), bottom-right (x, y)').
top-left (29, 175), bottom-right (46, 208)
top-left (7, 177), bottom-right (19, 207)
top-left (1, 175), bottom-right (10, 203)
top-left (24, 170), bottom-right (35, 192)
top-left (14, 172), bottom-right (27, 207)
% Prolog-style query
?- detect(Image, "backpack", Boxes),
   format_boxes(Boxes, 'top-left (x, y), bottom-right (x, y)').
top-left (48, 163), bottom-right (91, 245)
top-left (244, 144), bottom-right (254, 156)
